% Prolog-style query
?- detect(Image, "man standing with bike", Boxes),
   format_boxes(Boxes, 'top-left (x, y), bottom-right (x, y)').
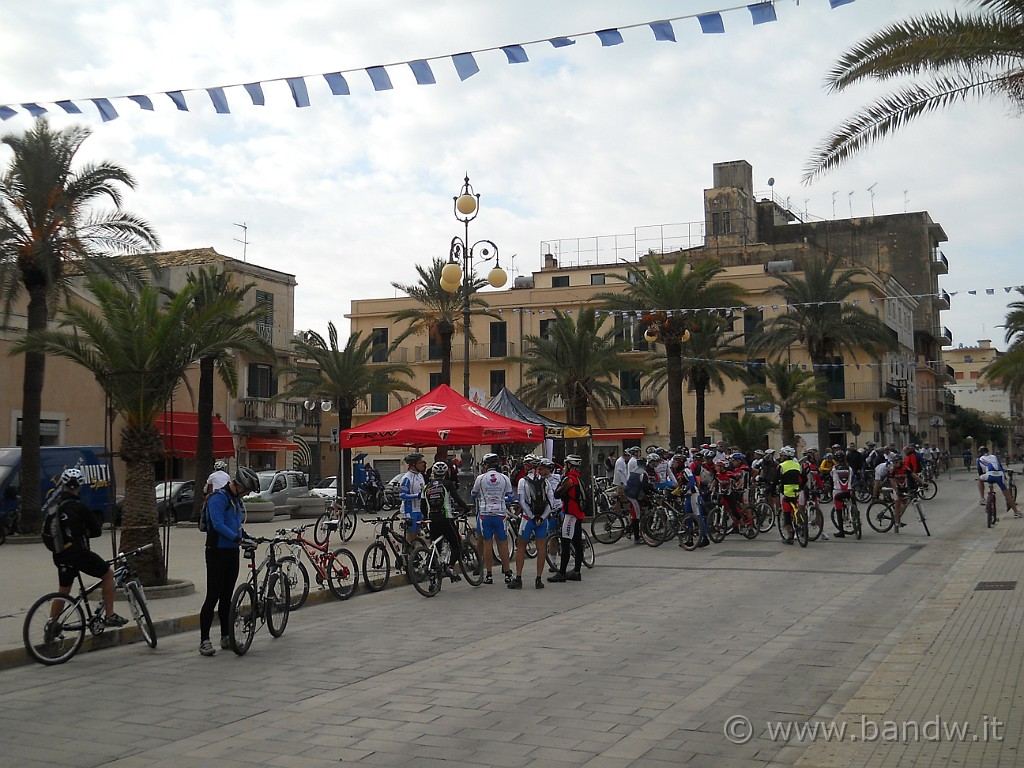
top-left (888, 454), bottom-right (922, 532)
top-left (49, 468), bottom-right (129, 630)
top-left (199, 467), bottom-right (259, 657)
top-left (549, 455), bottom-right (586, 583)
top-left (508, 456), bottom-right (554, 590)
top-left (472, 453), bottom-right (514, 585)
top-left (423, 462), bottom-right (467, 583)
top-left (778, 447), bottom-right (802, 544)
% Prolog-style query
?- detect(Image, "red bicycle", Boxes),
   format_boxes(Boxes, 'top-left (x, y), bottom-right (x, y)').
top-left (274, 522), bottom-right (358, 609)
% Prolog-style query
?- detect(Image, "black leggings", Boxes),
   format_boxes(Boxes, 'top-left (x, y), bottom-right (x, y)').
top-left (559, 515), bottom-right (584, 573)
top-left (429, 515), bottom-right (461, 563)
top-left (200, 547), bottom-right (239, 641)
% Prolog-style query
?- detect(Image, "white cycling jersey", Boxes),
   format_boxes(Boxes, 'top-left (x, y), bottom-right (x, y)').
top-left (471, 470), bottom-right (513, 516)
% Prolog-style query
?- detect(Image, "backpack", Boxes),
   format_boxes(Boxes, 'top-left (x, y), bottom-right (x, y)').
top-left (526, 473), bottom-right (548, 517)
top-left (198, 497), bottom-right (210, 533)
top-left (41, 498), bottom-right (72, 553)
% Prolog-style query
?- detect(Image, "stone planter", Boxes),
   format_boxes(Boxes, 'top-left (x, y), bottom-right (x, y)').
top-left (290, 496), bottom-right (326, 518)
top-left (243, 501), bottom-right (275, 523)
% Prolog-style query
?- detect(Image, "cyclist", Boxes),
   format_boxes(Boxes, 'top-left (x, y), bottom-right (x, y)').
top-left (423, 461), bottom-right (466, 583)
top-left (624, 455), bottom-right (652, 545)
top-left (508, 456), bottom-right (554, 589)
top-left (471, 453), bottom-right (514, 584)
top-left (830, 452), bottom-right (855, 538)
top-left (204, 459), bottom-right (230, 495)
top-left (400, 452), bottom-right (428, 545)
top-left (673, 452), bottom-right (709, 548)
top-left (199, 466), bottom-right (259, 656)
top-left (778, 446), bottom-right (802, 544)
top-left (977, 447), bottom-right (1020, 519)
top-left (49, 468), bottom-right (129, 630)
top-left (888, 453), bottom-right (922, 532)
top-left (611, 447), bottom-right (630, 515)
top-left (549, 455), bottom-right (586, 582)
top-left (757, 449), bottom-right (781, 516)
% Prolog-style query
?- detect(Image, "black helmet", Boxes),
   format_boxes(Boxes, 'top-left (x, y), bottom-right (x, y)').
top-left (404, 452), bottom-right (425, 466)
top-left (234, 467), bottom-right (259, 493)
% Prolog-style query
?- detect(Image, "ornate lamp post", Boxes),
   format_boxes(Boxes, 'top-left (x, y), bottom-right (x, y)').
top-left (441, 174), bottom-right (507, 398)
top-left (303, 397), bottom-right (332, 486)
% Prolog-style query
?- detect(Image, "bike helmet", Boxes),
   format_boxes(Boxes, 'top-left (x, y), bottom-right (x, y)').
top-left (234, 467), bottom-right (260, 493)
top-left (214, 460), bottom-right (228, 471)
top-left (779, 446), bottom-right (796, 459)
top-left (635, 456), bottom-right (648, 466)
top-left (626, 446), bottom-right (641, 456)
top-left (523, 454), bottom-right (540, 466)
top-left (404, 452), bottom-right (425, 465)
top-left (731, 452), bottom-right (745, 462)
top-left (763, 448), bottom-right (776, 457)
top-left (481, 452), bottom-right (500, 468)
top-left (60, 467), bottom-right (86, 488)
top-left (540, 458), bottom-right (557, 470)
top-left (702, 449), bottom-right (716, 459)
top-left (431, 461), bottom-right (450, 479)
top-left (564, 454), bottom-right (583, 467)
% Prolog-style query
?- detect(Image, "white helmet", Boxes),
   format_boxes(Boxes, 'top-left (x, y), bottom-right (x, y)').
top-left (431, 461), bottom-right (450, 479)
top-left (60, 467), bottom-right (86, 488)
top-left (214, 460), bottom-right (228, 471)
top-left (779, 446), bottom-right (796, 459)
top-left (564, 454), bottom-right (583, 467)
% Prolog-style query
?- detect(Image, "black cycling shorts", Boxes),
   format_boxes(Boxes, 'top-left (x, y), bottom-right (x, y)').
top-left (53, 550), bottom-right (109, 588)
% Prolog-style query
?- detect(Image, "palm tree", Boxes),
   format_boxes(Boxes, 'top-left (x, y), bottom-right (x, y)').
top-left (804, 0), bottom-right (1024, 181)
top-left (0, 118), bottom-right (158, 529)
top-left (597, 257), bottom-right (746, 449)
top-left (748, 255), bottom-right (897, 450)
top-left (283, 323), bottom-right (418, 500)
top-left (982, 287), bottom-right (1024, 393)
top-left (389, 258), bottom-right (489, 387)
top-left (12, 277), bottom-right (257, 584)
top-left (185, 266), bottom-right (275, 522)
top-left (741, 362), bottom-right (832, 447)
top-left (709, 413), bottom-right (779, 455)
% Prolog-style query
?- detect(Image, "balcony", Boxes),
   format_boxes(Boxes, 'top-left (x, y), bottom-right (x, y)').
top-left (411, 342), bottom-right (516, 362)
top-left (236, 398), bottom-right (303, 430)
top-left (938, 325), bottom-right (952, 345)
top-left (933, 289), bottom-right (950, 310)
top-left (827, 381), bottom-right (902, 404)
top-left (619, 385), bottom-right (659, 408)
top-left (931, 250), bottom-right (948, 275)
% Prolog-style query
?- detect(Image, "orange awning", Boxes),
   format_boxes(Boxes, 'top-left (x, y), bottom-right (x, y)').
top-left (246, 436), bottom-right (300, 452)
top-left (157, 412), bottom-right (235, 458)
top-left (591, 428), bottom-right (646, 440)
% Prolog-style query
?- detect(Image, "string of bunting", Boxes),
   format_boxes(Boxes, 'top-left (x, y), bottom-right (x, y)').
top-left (0, 1), bottom-right (856, 122)
top-left (491, 285), bottom-right (1023, 319)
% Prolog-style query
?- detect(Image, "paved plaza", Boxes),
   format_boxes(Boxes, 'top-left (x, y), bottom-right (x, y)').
top-left (0, 471), bottom-right (1021, 767)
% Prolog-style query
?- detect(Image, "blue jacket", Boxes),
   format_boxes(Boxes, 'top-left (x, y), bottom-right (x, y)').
top-left (206, 487), bottom-right (246, 549)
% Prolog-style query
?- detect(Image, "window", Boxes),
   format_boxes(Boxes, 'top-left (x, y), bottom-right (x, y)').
top-left (540, 319), bottom-right (554, 340)
top-left (429, 372), bottom-right (443, 390)
top-left (748, 358), bottom-right (767, 386)
top-left (614, 316), bottom-right (647, 352)
top-left (970, 371), bottom-right (980, 379)
top-left (371, 392), bottom-right (389, 412)
top-left (255, 290), bottom-right (274, 344)
top-left (743, 309), bottom-right (762, 342)
top-left (490, 370), bottom-right (506, 397)
top-left (16, 417), bottom-right (60, 446)
top-left (824, 356), bottom-right (845, 399)
top-left (591, 273), bottom-right (606, 286)
top-left (551, 275), bottom-right (569, 288)
top-left (427, 333), bottom-right (444, 360)
top-left (247, 363), bottom-right (277, 398)
top-left (619, 371), bottom-right (641, 406)
top-left (954, 371), bottom-right (964, 380)
top-left (712, 210), bottom-right (732, 235)
top-left (489, 321), bottom-right (507, 357)
top-left (371, 327), bottom-right (388, 363)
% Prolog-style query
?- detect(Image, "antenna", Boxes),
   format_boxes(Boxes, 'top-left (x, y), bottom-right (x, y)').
top-left (847, 191), bottom-right (854, 218)
top-left (903, 190), bottom-right (910, 213)
top-left (832, 191), bottom-right (838, 219)
top-left (867, 183), bottom-right (877, 215)
top-left (233, 222), bottom-right (250, 262)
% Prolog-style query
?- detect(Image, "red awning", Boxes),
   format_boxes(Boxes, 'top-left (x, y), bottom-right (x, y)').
top-left (156, 412), bottom-right (235, 458)
top-left (246, 436), bottom-right (301, 452)
top-left (591, 428), bottom-right (646, 440)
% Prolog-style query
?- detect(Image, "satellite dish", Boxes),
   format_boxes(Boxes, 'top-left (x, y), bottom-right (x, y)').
top-left (767, 177), bottom-right (775, 187)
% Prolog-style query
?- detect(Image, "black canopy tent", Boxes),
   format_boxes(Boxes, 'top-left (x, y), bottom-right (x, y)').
top-left (485, 387), bottom-right (591, 440)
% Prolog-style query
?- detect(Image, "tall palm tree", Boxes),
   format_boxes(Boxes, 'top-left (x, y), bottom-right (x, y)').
top-left (389, 258), bottom-right (489, 387)
top-left (804, 0), bottom-right (1024, 181)
top-left (517, 307), bottom-right (640, 464)
top-left (982, 287), bottom-right (1024, 393)
top-left (283, 323), bottom-right (417, 499)
top-left (709, 413), bottom-right (779, 455)
top-left (0, 118), bottom-right (158, 529)
top-left (741, 362), bottom-right (832, 447)
top-left (185, 266), bottom-right (275, 522)
top-left (748, 255), bottom-right (897, 449)
top-left (12, 277), bottom-right (256, 584)
top-left (597, 257), bottom-right (746, 449)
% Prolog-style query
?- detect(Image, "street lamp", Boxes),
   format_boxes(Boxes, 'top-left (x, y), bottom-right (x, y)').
top-left (303, 397), bottom-right (332, 486)
top-left (442, 174), bottom-right (507, 398)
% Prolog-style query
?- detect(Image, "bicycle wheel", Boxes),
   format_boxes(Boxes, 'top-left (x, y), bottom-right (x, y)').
top-left (830, 506), bottom-right (855, 535)
top-left (338, 508), bottom-right (357, 542)
top-left (23, 593), bottom-right (86, 665)
top-left (229, 583), bottom-right (257, 656)
top-left (581, 530), bottom-right (595, 568)
top-left (917, 501), bottom-right (931, 536)
top-left (313, 509), bottom-right (337, 546)
top-left (739, 505), bottom-right (759, 540)
top-left (639, 510), bottom-right (666, 547)
top-left (807, 503), bottom-right (823, 542)
top-left (590, 511), bottom-right (625, 544)
top-left (545, 535), bottom-right (560, 570)
top-left (854, 483), bottom-right (873, 505)
top-left (852, 506), bottom-right (862, 540)
top-left (362, 542), bottom-right (391, 592)
top-left (755, 502), bottom-right (775, 533)
top-left (795, 509), bottom-right (809, 548)
top-left (409, 540), bottom-right (441, 597)
top-left (917, 479), bottom-right (938, 501)
top-left (677, 512), bottom-right (702, 551)
top-left (278, 556), bottom-right (310, 610)
top-left (126, 581), bottom-right (157, 648)
top-left (459, 537), bottom-right (483, 586)
top-left (1013, 482), bottom-right (1019, 503)
top-left (707, 506), bottom-right (728, 544)
top-left (866, 501), bottom-right (894, 533)
top-left (264, 571), bottom-right (290, 638)
top-left (327, 548), bottom-right (359, 600)
top-left (524, 535), bottom-right (537, 559)
top-left (778, 510), bottom-right (794, 544)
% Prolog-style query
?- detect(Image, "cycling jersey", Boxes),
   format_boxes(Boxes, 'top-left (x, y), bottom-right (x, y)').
top-left (471, 470), bottom-right (513, 516)
top-left (399, 468), bottom-right (425, 518)
top-left (779, 459), bottom-right (802, 498)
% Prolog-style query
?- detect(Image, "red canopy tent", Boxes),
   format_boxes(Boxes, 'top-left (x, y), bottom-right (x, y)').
top-left (156, 411), bottom-right (236, 458)
top-left (339, 384), bottom-right (543, 448)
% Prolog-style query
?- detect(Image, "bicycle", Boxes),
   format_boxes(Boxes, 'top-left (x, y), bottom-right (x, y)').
top-left (830, 494), bottom-right (862, 540)
top-left (275, 522), bottom-right (359, 609)
top-left (228, 535), bottom-right (291, 655)
top-left (985, 479), bottom-right (999, 528)
top-left (777, 501), bottom-right (809, 548)
top-left (544, 514), bottom-right (596, 570)
top-left (361, 513), bottom-right (416, 591)
top-left (1008, 469), bottom-right (1018, 503)
top-left (706, 493), bottom-right (758, 543)
top-left (590, 498), bottom-right (630, 545)
top-left (866, 488), bottom-right (932, 536)
top-left (23, 543), bottom-right (157, 665)
top-left (408, 521), bottom-right (482, 597)
top-left (313, 496), bottom-right (357, 545)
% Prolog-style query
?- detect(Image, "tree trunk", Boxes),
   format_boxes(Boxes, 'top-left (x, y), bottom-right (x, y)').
top-left (694, 379), bottom-right (709, 448)
top-left (438, 321), bottom-right (454, 388)
top-left (781, 412), bottom-right (796, 448)
top-left (19, 282), bottom-right (49, 531)
top-left (191, 355), bottom-right (216, 522)
top-left (664, 341), bottom-right (686, 448)
top-left (813, 363), bottom-right (831, 451)
top-left (338, 407), bottom-right (354, 501)
top-left (119, 425), bottom-right (166, 585)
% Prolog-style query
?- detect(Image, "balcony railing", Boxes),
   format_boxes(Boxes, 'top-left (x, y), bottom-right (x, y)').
top-left (826, 381), bottom-right (902, 401)
top-left (933, 289), bottom-right (950, 309)
top-left (931, 250), bottom-right (948, 274)
top-left (411, 342), bottom-right (517, 363)
top-left (237, 398), bottom-right (303, 428)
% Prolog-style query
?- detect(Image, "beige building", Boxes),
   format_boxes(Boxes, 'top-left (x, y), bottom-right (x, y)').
top-left (945, 340), bottom-right (1023, 455)
top-left (349, 160), bottom-right (953, 461)
top-left (0, 248), bottom-right (304, 488)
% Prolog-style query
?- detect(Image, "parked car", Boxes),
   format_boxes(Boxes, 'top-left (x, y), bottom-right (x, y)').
top-left (310, 476), bottom-right (337, 500)
top-left (114, 480), bottom-right (195, 525)
top-left (247, 470), bottom-right (309, 511)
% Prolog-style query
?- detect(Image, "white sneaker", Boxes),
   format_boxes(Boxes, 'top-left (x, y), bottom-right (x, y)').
top-left (980, 499), bottom-right (987, 506)
top-left (1014, 511), bottom-right (1023, 519)
top-left (820, 532), bottom-right (830, 541)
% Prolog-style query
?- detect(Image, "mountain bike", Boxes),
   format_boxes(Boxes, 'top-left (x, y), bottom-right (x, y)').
top-left (866, 488), bottom-right (931, 536)
top-left (1008, 469), bottom-right (1018, 503)
top-left (23, 543), bottom-right (157, 665)
top-left (777, 502), bottom-right (809, 548)
top-left (706, 494), bottom-right (758, 543)
top-left (229, 535), bottom-right (291, 656)
top-left (275, 522), bottom-right (359, 609)
top-left (590, 503), bottom-right (629, 544)
top-left (544, 513), bottom-right (596, 569)
top-left (985, 479), bottom-right (999, 528)
top-left (361, 513), bottom-right (416, 591)
top-left (313, 497), bottom-right (357, 545)
top-left (408, 521), bottom-right (482, 597)
top-left (830, 494), bottom-right (862, 540)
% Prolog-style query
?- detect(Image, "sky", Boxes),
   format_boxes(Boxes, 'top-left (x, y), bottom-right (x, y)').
top-left (1, 0), bottom-right (1020, 352)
